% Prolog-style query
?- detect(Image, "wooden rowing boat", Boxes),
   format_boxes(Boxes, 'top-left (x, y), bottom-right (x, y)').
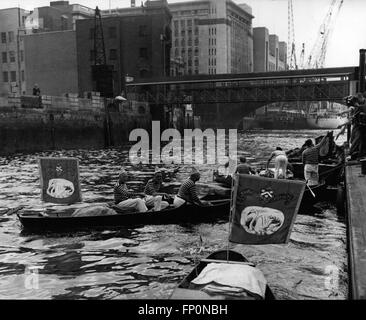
top-left (170, 250), bottom-right (275, 300)
top-left (17, 196), bottom-right (230, 233)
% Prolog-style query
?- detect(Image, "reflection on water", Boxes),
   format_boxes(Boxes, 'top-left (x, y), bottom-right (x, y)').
top-left (0, 130), bottom-right (347, 299)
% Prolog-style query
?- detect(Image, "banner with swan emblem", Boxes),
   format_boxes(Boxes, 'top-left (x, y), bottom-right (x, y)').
top-left (39, 157), bottom-right (82, 204)
top-left (229, 174), bottom-right (305, 244)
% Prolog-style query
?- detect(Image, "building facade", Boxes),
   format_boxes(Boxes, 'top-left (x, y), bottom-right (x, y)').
top-left (169, 0), bottom-right (253, 75)
top-left (76, 0), bottom-right (172, 97)
top-left (253, 27), bottom-right (287, 72)
top-left (24, 30), bottom-right (78, 96)
top-left (0, 8), bottom-right (30, 96)
top-left (24, 1), bottom-right (94, 33)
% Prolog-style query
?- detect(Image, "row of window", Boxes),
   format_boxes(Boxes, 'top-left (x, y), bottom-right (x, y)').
top-left (89, 47), bottom-right (148, 62)
top-left (2, 51), bottom-right (24, 63)
top-left (208, 68), bottom-right (217, 74)
top-left (2, 70), bottom-right (24, 83)
top-left (89, 25), bottom-right (148, 40)
top-left (209, 48), bottom-right (217, 56)
top-left (175, 28), bottom-right (199, 37)
top-left (208, 58), bottom-right (216, 66)
top-left (209, 27), bottom-right (217, 36)
top-left (174, 48), bottom-right (199, 57)
top-left (209, 38), bottom-right (217, 46)
top-left (175, 38), bottom-right (199, 47)
top-left (1, 31), bottom-right (15, 44)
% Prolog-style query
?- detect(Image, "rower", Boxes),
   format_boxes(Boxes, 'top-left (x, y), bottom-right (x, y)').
top-left (235, 156), bottom-right (256, 175)
top-left (114, 170), bottom-right (148, 212)
top-left (301, 133), bottom-right (330, 186)
top-left (144, 169), bottom-right (170, 211)
top-left (173, 168), bottom-right (210, 208)
top-left (267, 147), bottom-right (288, 179)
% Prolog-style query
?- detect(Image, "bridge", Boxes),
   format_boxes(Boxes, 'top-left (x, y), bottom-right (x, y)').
top-left (126, 66), bottom-right (359, 128)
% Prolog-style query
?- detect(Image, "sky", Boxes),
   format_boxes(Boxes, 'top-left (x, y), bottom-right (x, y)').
top-left (0, 0), bottom-right (365, 68)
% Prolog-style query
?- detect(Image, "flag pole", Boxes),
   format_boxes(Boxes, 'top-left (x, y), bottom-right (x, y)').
top-left (226, 173), bottom-right (238, 262)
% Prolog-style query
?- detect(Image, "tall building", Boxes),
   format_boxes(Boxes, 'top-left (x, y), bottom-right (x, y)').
top-left (0, 8), bottom-right (30, 96)
top-left (24, 30), bottom-right (78, 96)
top-left (24, 1), bottom-right (94, 33)
top-left (253, 27), bottom-right (287, 72)
top-left (76, 0), bottom-right (172, 97)
top-left (169, 0), bottom-right (254, 75)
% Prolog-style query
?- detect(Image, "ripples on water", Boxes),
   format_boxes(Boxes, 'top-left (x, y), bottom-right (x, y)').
top-left (0, 130), bottom-right (347, 299)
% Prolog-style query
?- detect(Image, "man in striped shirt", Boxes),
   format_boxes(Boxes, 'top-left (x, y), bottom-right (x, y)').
top-left (302, 133), bottom-right (329, 186)
top-left (114, 170), bottom-right (148, 212)
top-left (144, 171), bottom-right (169, 211)
top-left (173, 169), bottom-right (210, 208)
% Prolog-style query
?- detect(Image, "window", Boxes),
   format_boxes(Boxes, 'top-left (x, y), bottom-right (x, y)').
top-left (181, 30), bottom-right (185, 36)
top-left (188, 39), bottom-right (192, 46)
top-left (188, 59), bottom-right (192, 67)
top-left (3, 71), bottom-right (8, 82)
top-left (194, 38), bottom-right (199, 46)
top-left (10, 71), bottom-right (16, 82)
top-left (195, 69), bottom-right (199, 75)
top-left (2, 52), bottom-right (7, 63)
top-left (109, 27), bottom-right (117, 38)
top-left (8, 31), bottom-right (14, 43)
top-left (180, 20), bottom-right (185, 28)
top-left (195, 59), bottom-right (199, 66)
top-left (187, 20), bottom-right (192, 27)
top-left (20, 50), bottom-right (24, 62)
top-left (175, 48), bottom-right (179, 57)
top-left (181, 39), bottom-right (185, 46)
top-left (61, 16), bottom-right (68, 30)
top-left (194, 48), bottom-right (199, 56)
top-left (181, 48), bottom-right (185, 56)
top-left (1, 32), bottom-right (6, 43)
top-left (138, 25), bottom-right (147, 37)
top-left (139, 48), bottom-right (147, 59)
top-left (109, 49), bottom-right (117, 60)
top-left (21, 70), bottom-right (24, 82)
top-left (9, 51), bottom-right (15, 63)
top-left (175, 39), bottom-right (179, 47)
top-left (174, 21), bottom-right (178, 29)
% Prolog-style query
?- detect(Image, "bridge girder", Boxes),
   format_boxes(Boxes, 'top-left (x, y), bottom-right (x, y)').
top-left (128, 80), bottom-right (349, 105)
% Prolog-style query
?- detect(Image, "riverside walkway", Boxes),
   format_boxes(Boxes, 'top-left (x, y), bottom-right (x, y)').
top-left (346, 163), bottom-right (366, 299)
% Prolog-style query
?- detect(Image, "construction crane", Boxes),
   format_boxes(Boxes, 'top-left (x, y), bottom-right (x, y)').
top-left (306, 0), bottom-right (344, 69)
top-left (92, 6), bottom-right (114, 97)
top-left (287, 0), bottom-right (297, 69)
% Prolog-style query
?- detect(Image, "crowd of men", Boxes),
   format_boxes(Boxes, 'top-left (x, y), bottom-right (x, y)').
top-left (337, 92), bottom-right (366, 160)
top-left (114, 168), bottom-right (210, 213)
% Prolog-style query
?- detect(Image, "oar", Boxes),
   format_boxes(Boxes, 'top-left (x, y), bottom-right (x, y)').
top-left (305, 180), bottom-right (316, 198)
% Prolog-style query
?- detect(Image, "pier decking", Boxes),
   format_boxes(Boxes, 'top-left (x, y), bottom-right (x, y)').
top-left (346, 163), bottom-right (366, 299)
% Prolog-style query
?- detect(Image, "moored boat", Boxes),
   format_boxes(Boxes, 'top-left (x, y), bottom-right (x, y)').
top-left (17, 196), bottom-right (230, 233)
top-left (170, 250), bottom-right (275, 300)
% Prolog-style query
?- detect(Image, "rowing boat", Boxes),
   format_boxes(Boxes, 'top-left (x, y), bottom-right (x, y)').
top-left (170, 250), bottom-right (275, 300)
top-left (17, 196), bottom-right (230, 233)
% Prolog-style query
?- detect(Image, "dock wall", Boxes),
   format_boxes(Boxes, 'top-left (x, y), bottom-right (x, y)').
top-left (0, 94), bottom-right (151, 155)
top-left (345, 164), bottom-right (366, 299)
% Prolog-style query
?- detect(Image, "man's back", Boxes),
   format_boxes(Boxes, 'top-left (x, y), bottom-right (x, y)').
top-left (302, 146), bottom-right (319, 165)
top-left (236, 163), bottom-right (252, 174)
top-left (178, 178), bottom-right (199, 202)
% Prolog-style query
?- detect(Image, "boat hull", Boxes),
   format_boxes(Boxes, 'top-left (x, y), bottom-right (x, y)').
top-left (170, 250), bottom-right (275, 300)
top-left (306, 116), bottom-right (346, 129)
top-left (17, 199), bottom-right (230, 233)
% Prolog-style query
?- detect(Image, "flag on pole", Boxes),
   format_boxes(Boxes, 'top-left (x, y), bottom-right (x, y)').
top-left (39, 157), bottom-right (82, 204)
top-left (229, 174), bottom-right (305, 244)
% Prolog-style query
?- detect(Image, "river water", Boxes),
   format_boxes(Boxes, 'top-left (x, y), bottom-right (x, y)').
top-left (0, 130), bottom-right (348, 300)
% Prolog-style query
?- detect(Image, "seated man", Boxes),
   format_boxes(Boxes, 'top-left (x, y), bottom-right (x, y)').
top-left (114, 170), bottom-right (148, 212)
top-left (173, 168), bottom-right (209, 208)
top-left (235, 156), bottom-right (256, 175)
top-left (267, 147), bottom-right (288, 179)
top-left (144, 170), bottom-right (170, 211)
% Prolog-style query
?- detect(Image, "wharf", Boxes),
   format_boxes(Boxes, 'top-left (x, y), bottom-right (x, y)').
top-left (345, 163), bottom-right (366, 299)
